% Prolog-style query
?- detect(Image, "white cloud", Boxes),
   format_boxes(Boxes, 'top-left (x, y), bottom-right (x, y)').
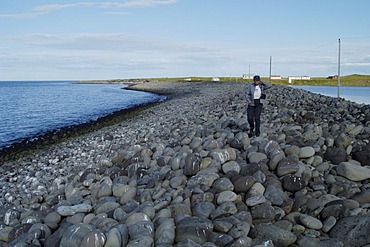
top-left (33, 0), bottom-right (177, 12)
top-left (1, 31), bottom-right (370, 80)
top-left (33, 2), bottom-right (97, 12)
top-left (103, 11), bottom-right (132, 15)
top-left (0, 1), bottom-right (177, 19)
top-left (0, 12), bottom-right (43, 19)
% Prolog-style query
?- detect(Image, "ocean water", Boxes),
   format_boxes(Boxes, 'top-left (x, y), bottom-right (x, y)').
top-left (0, 81), bottom-right (166, 150)
top-left (290, 86), bottom-right (370, 105)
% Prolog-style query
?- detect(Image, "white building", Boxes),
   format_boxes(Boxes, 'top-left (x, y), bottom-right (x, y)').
top-left (242, 74), bottom-right (256, 79)
top-left (288, 76), bottom-right (311, 83)
top-left (212, 77), bottom-right (220, 81)
top-left (270, 75), bottom-right (282, 80)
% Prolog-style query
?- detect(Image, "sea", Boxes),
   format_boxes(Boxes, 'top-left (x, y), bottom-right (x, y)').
top-left (290, 86), bottom-right (370, 105)
top-left (0, 81), bottom-right (166, 150)
top-left (1, 82), bottom-right (369, 151)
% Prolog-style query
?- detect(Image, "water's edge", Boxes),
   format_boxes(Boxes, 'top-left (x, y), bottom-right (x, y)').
top-left (0, 84), bottom-right (169, 162)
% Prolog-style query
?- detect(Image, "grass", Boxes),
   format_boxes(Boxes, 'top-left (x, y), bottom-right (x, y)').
top-left (151, 74), bottom-right (370, 87)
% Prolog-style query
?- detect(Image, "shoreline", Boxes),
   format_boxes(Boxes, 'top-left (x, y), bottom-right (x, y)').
top-left (0, 81), bottom-right (180, 163)
top-left (1, 81), bottom-right (370, 246)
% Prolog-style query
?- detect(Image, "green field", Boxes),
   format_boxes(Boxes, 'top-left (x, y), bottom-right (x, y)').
top-left (152, 74), bottom-right (370, 87)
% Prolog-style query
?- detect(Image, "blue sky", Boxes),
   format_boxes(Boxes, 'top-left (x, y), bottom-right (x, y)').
top-left (1, 0), bottom-right (369, 80)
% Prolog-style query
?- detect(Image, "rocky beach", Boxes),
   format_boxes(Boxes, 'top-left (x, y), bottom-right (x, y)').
top-left (1, 81), bottom-right (370, 246)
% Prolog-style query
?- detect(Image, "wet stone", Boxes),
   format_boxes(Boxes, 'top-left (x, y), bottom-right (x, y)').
top-left (175, 217), bottom-right (213, 244)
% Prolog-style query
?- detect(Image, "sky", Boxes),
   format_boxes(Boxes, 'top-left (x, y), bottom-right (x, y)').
top-left (1, 0), bottom-right (369, 81)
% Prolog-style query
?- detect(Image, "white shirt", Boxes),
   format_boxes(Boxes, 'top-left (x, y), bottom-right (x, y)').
top-left (254, 85), bottom-right (261, 99)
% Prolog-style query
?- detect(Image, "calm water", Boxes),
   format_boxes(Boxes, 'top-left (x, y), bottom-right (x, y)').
top-left (291, 86), bottom-right (370, 105)
top-left (0, 81), bottom-right (166, 150)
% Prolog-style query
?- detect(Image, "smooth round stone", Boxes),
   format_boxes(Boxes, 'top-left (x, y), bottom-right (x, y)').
top-left (210, 202), bottom-right (238, 220)
top-left (212, 177), bottom-right (234, 192)
top-left (56, 204), bottom-right (93, 216)
top-left (186, 174), bottom-right (219, 189)
top-left (277, 158), bottom-right (300, 177)
top-left (200, 157), bottom-right (212, 169)
top-left (335, 133), bottom-right (351, 149)
top-left (126, 235), bottom-right (154, 247)
top-left (351, 189), bottom-right (370, 204)
top-left (348, 125), bottom-right (363, 136)
top-left (228, 236), bottom-right (253, 247)
top-left (154, 218), bottom-right (175, 245)
top-left (80, 229), bottom-right (106, 247)
top-left (233, 176), bottom-right (255, 193)
top-left (284, 145), bottom-right (301, 156)
top-left (83, 214), bottom-right (96, 224)
top-left (299, 146), bottom-right (315, 158)
top-left (0, 227), bottom-right (12, 242)
top-left (264, 185), bottom-right (288, 206)
top-left (112, 184), bottom-right (130, 197)
top-left (96, 202), bottom-right (120, 214)
top-left (153, 209), bottom-right (172, 223)
top-left (322, 216), bottom-right (336, 233)
top-left (248, 152), bottom-right (267, 163)
top-left (312, 156), bottom-right (323, 166)
top-left (170, 203), bottom-right (191, 217)
top-left (9, 224), bottom-right (33, 242)
top-left (250, 223), bottom-right (297, 246)
top-left (126, 213), bottom-right (150, 226)
top-left (336, 162), bottom-right (370, 181)
top-left (245, 194), bottom-right (266, 207)
top-left (329, 216), bottom-right (370, 246)
top-left (169, 175), bottom-right (184, 188)
top-left (324, 147), bottom-right (347, 165)
top-left (315, 162), bottom-right (330, 172)
top-left (268, 151), bottom-right (285, 170)
top-left (228, 222), bottom-right (251, 238)
top-left (4, 209), bottom-right (20, 226)
top-left (60, 224), bottom-right (94, 247)
top-left (318, 194), bottom-right (341, 205)
top-left (299, 213), bottom-right (323, 230)
top-left (222, 161), bottom-right (241, 174)
top-left (183, 153), bottom-right (201, 176)
top-left (253, 170), bottom-right (266, 183)
top-left (302, 126), bottom-right (322, 141)
top-left (128, 221), bottom-right (154, 239)
top-left (250, 203), bottom-right (276, 224)
top-left (296, 236), bottom-right (320, 247)
top-left (210, 148), bottom-right (236, 164)
top-left (44, 212), bottom-right (62, 227)
top-left (120, 187), bottom-right (137, 205)
top-left (175, 217), bottom-right (213, 244)
top-left (67, 213), bottom-right (85, 224)
top-left (282, 175), bottom-right (306, 192)
top-left (246, 182), bottom-right (265, 196)
top-left (21, 215), bottom-right (41, 224)
top-left (213, 219), bottom-right (233, 233)
top-left (105, 227), bottom-right (122, 247)
top-left (217, 191), bottom-right (238, 205)
top-left (97, 184), bottom-right (113, 198)
top-left (192, 202), bottom-right (216, 218)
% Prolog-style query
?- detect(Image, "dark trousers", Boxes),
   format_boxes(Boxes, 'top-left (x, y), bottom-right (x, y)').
top-left (247, 100), bottom-right (262, 136)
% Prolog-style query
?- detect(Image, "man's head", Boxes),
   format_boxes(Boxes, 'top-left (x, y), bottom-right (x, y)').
top-left (253, 75), bottom-right (261, 84)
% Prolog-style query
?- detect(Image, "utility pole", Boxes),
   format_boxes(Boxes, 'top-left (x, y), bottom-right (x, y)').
top-left (249, 64), bottom-right (251, 82)
top-left (337, 38), bottom-right (341, 98)
top-left (269, 56), bottom-right (272, 83)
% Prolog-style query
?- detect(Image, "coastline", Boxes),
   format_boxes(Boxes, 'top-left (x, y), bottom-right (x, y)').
top-left (0, 80), bottom-right (181, 162)
top-left (1, 81), bottom-right (370, 246)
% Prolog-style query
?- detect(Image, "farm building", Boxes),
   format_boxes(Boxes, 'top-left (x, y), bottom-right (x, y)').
top-left (288, 76), bottom-right (311, 83)
top-left (270, 75), bottom-right (282, 80)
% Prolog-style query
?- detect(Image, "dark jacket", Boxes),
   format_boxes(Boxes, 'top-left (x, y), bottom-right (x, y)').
top-left (246, 82), bottom-right (271, 106)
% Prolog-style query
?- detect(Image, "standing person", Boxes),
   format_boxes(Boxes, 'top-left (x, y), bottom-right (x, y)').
top-left (246, 75), bottom-right (270, 137)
